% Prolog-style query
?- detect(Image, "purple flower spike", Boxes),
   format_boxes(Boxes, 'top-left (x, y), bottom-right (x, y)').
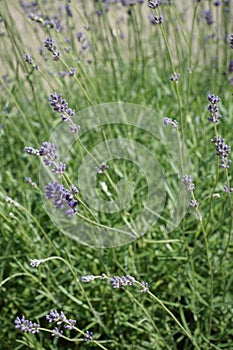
top-left (182, 175), bottom-right (195, 192)
top-left (15, 316), bottom-right (40, 334)
top-left (45, 181), bottom-right (78, 217)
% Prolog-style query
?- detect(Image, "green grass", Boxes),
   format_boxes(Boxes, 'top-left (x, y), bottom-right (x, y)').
top-left (0, 1), bottom-right (233, 349)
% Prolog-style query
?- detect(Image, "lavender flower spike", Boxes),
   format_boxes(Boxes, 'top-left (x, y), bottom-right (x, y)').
top-left (110, 275), bottom-right (135, 288)
top-left (84, 330), bottom-right (93, 342)
top-left (15, 316), bottom-right (40, 334)
top-left (45, 181), bottom-right (78, 217)
top-left (148, 0), bottom-right (160, 8)
top-left (182, 175), bottom-right (195, 192)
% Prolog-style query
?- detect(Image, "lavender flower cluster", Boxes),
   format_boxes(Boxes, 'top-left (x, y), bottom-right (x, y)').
top-left (182, 175), bottom-right (195, 192)
top-left (163, 117), bottom-right (179, 128)
top-left (27, 11), bottom-right (64, 32)
top-left (207, 94), bottom-right (232, 193)
top-left (44, 37), bottom-right (60, 61)
top-left (82, 274), bottom-right (149, 292)
top-left (15, 310), bottom-right (92, 341)
top-left (15, 316), bottom-right (40, 334)
top-left (229, 33), bottom-right (233, 49)
top-left (110, 275), bottom-right (136, 288)
top-left (211, 136), bottom-right (231, 169)
top-left (24, 142), bottom-right (66, 175)
top-left (45, 181), bottom-right (78, 217)
top-left (182, 175), bottom-right (199, 208)
top-left (148, 0), bottom-right (163, 25)
top-left (48, 92), bottom-right (80, 133)
top-left (24, 53), bottom-right (38, 70)
top-left (59, 67), bottom-right (76, 78)
top-left (96, 162), bottom-right (109, 174)
top-left (207, 94), bottom-right (222, 123)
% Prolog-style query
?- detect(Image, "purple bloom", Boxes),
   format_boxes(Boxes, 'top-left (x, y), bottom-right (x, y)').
top-left (64, 319), bottom-right (76, 330)
top-left (24, 146), bottom-right (40, 156)
top-left (30, 259), bottom-right (45, 267)
top-left (228, 60), bottom-right (233, 73)
top-left (25, 177), bottom-right (37, 188)
top-left (46, 310), bottom-right (76, 332)
top-left (110, 275), bottom-right (135, 288)
top-left (230, 34), bottom-right (233, 49)
top-left (51, 162), bottom-right (66, 174)
top-left (82, 275), bottom-right (95, 282)
top-left (140, 281), bottom-right (149, 292)
top-left (163, 117), bottom-right (178, 128)
top-left (211, 136), bottom-right (231, 168)
top-left (148, 0), bottom-right (160, 8)
top-left (48, 92), bottom-right (75, 119)
top-left (84, 330), bottom-right (93, 342)
top-left (45, 181), bottom-right (78, 216)
top-left (77, 31), bottom-right (83, 42)
top-left (25, 142), bottom-right (66, 174)
top-left (182, 175), bottom-right (195, 192)
top-left (69, 123), bottom-right (80, 133)
top-left (44, 37), bottom-right (61, 60)
top-left (65, 4), bottom-right (73, 17)
top-left (223, 185), bottom-right (233, 194)
top-left (15, 316), bottom-right (40, 334)
top-left (52, 327), bottom-right (63, 338)
top-left (213, 0), bottom-right (221, 5)
top-left (46, 310), bottom-right (61, 323)
top-left (205, 10), bottom-right (213, 25)
top-left (150, 14), bottom-right (164, 24)
top-left (207, 94), bottom-right (222, 123)
top-left (96, 162), bottom-right (109, 174)
top-left (39, 142), bottom-right (57, 159)
top-left (170, 73), bottom-right (180, 82)
top-left (190, 199), bottom-right (199, 208)
top-left (44, 37), bottom-right (57, 52)
top-left (24, 53), bottom-right (38, 70)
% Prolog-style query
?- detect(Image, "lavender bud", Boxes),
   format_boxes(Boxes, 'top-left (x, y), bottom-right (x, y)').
top-left (84, 330), bottom-right (93, 342)
top-left (140, 281), bottom-right (149, 292)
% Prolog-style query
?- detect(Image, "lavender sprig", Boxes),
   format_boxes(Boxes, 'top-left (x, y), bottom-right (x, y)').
top-left (148, 0), bottom-right (160, 8)
top-left (15, 316), bottom-right (40, 334)
top-left (48, 92), bottom-right (80, 133)
top-left (84, 330), bottom-right (93, 342)
top-left (44, 37), bottom-right (60, 60)
top-left (182, 175), bottom-right (195, 192)
top-left (163, 117), bottom-right (178, 128)
top-left (24, 53), bottom-right (38, 70)
top-left (45, 181), bottom-right (78, 217)
top-left (207, 94), bottom-right (222, 123)
top-left (24, 142), bottom-right (66, 175)
top-left (110, 275), bottom-right (136, 288)
top-left (211, 136), bottom-right (231, 169)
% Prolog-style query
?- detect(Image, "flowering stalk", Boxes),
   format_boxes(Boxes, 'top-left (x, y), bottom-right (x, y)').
top-left (82, 272), bottom-right (200, 349)
top-left (15, 311), bottom-right (108, 349)
top-left (148, 1), bottom-right (184, 136)
top-left (182, 175), bottom-right (213, 338)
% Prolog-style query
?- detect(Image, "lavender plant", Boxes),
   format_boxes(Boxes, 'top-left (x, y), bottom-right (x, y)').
top-left (0, 1), bottom-right (233, 349)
